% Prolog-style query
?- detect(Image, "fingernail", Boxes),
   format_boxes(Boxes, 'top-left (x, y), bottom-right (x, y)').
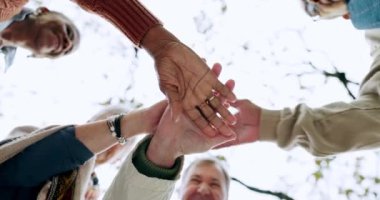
top-left (229, 116), bottom-right (237, 125)
top-left (225, 129), bottom-right (235, 137)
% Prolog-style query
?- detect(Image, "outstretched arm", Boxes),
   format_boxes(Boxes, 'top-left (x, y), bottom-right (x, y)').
top-left (0, 100), bottom-right (167, 187)
top-left (73, 0), bottom-right (237, 137)
top-left (104, 104), bottom-right (235, 200)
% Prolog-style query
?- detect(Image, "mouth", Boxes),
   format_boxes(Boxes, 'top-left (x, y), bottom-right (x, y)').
top-left (188, 194), bottom-right (214, 200)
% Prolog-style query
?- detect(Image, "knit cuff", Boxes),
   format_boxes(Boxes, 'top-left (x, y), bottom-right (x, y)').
top-left (132, 136), bottom-right (183, 180)
top-left (76, 0), bottom-right (162, 47)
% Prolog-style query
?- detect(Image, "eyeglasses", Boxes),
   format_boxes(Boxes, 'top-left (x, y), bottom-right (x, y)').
top-left (302, 0), bottom-right (321, 21)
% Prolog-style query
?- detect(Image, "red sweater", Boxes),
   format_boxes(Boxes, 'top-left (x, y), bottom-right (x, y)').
top-left (0, 0), bottom-right (28, 22)
top-left (75, 0), bottom-right (161, 46)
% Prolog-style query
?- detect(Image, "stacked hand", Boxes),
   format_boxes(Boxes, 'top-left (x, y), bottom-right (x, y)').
top-left (215, 99), bottom-right (261, 149)
top-left (142, 26), bottom-right (237, 138)
top-left (147, 104), bottom-right (236, 168)
top-left (146, 63), bottom-right (237, 167)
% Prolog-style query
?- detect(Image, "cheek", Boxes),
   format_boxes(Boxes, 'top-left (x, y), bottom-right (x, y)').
top-left (211, 188), bottom-right (225, 199)
top-left (182, 185), bottom-right (198, 198)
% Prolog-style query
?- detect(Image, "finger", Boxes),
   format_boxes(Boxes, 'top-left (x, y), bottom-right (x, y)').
top-left (211, 63), bottom-right (222, 78)
top-left (199, 100), bottom-right (236, 136)
top-left (202, 66), bottom-right (237, 103)
top-left (225, 79), bottom-right (235, 91)
top-left (187, 108), bottom-right (217, 137)
top-left (214, 79), bottom-right (235, 106)
top-left (212, 78), bottom-right (237, 103)
top-left (230, 99), bottom-right (244, 109)
top-left (207, 95), bottom-right (237, 126)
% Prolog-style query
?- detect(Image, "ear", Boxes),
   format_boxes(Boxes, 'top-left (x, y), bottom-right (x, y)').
top-left (35, 7), bottom-right (50, 16)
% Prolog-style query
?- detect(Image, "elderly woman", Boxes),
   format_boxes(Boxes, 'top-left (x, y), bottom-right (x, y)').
top-left (1, 6), bottom-right (80, 71)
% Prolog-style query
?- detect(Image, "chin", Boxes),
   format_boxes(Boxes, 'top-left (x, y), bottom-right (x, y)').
top-left (185, 195), bottom-right (215, 200)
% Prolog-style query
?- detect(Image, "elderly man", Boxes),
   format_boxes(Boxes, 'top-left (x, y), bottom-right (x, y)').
top-left (103, 74), bottom-right (235, 200)
top-left (178, 158), bottom-right (230, 200)
top-left (0, 7), bottom-right (80, 71)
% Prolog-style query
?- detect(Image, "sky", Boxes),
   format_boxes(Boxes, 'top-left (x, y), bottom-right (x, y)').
top-left (0, 0), bottom-right (378, 199)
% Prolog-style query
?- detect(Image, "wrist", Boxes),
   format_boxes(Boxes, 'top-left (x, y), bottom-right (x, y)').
top-left (133, 136), bottom-right (184, 180)
top-left (120, 112), bottom-right (145, 138)
top-left (141, 25), bottom-right (180, 57)
top-left (146, 134), bottom-right (179, 168)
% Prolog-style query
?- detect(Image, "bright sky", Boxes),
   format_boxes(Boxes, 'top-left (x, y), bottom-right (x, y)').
top-left (0, 0), bottom-right (378, 199)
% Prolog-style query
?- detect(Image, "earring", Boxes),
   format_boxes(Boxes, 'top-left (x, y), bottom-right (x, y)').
top-left (35, 7), bottom-right (50, 15)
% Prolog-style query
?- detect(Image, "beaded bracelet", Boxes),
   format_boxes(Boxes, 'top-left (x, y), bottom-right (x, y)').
top-left (106, 114), bottom-right (127, 145)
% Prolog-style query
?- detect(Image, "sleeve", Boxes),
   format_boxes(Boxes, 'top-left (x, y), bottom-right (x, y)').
top-left (259, 28), bottom-right (380, 157)
top-left (74, 0), bottom-right (161, 46)
top-left (0, 0), bottom-right (28, 22)
top-left (103, 136), bottom-right (183, 200)
top-left (0, 126), bottom-right (94, 187)
top-left (347, 0), bottom-right (380, 29)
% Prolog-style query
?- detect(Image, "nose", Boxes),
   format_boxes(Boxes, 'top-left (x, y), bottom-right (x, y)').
top-left (197, 183), bottom-right (211, 195)
top-left (61, 34), bottom-right (73, 54)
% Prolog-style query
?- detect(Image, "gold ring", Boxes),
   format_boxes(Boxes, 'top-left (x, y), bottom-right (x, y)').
top-left (208, 95), bottom-right (216, 102)
top-left (205, 95), bottom-right (216, 106)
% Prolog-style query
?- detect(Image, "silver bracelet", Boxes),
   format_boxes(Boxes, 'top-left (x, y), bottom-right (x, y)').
top-left (106, 114), bottom-right (127, 145)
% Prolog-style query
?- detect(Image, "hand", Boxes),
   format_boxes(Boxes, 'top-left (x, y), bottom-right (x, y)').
top-left (141, 26), bottom-right (237, 137)
top-left (122, 100), bottom-right (167, 137)
top-left (214, 99), bottom-right (261, 149)
top-left (146, 106), bottom-right (236, 168)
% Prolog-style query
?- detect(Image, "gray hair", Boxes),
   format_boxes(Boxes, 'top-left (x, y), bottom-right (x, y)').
top-left (182, 157), bottom-right (230, 192)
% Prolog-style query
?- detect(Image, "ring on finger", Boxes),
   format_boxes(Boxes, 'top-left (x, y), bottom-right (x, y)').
top-left (205, 95), bottom-right (216, 105)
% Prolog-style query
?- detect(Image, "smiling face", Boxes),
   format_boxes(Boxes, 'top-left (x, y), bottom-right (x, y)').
top-left (30, 8), bottom-right (80, 58)
top-left (180, 161), bottom-right (229, 200)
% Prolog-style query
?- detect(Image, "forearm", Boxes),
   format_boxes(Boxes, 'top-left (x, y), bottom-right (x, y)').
top-left (259, 95), bottom-right (380, 156)
top-left (259, 29), bottom-right (380, 156)
top-left (75, 113), bottom-right (149, 154)
top-left (74, 0), bottom-right (162, 46)
top-left (0, 126), bottom-right (93, 186)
